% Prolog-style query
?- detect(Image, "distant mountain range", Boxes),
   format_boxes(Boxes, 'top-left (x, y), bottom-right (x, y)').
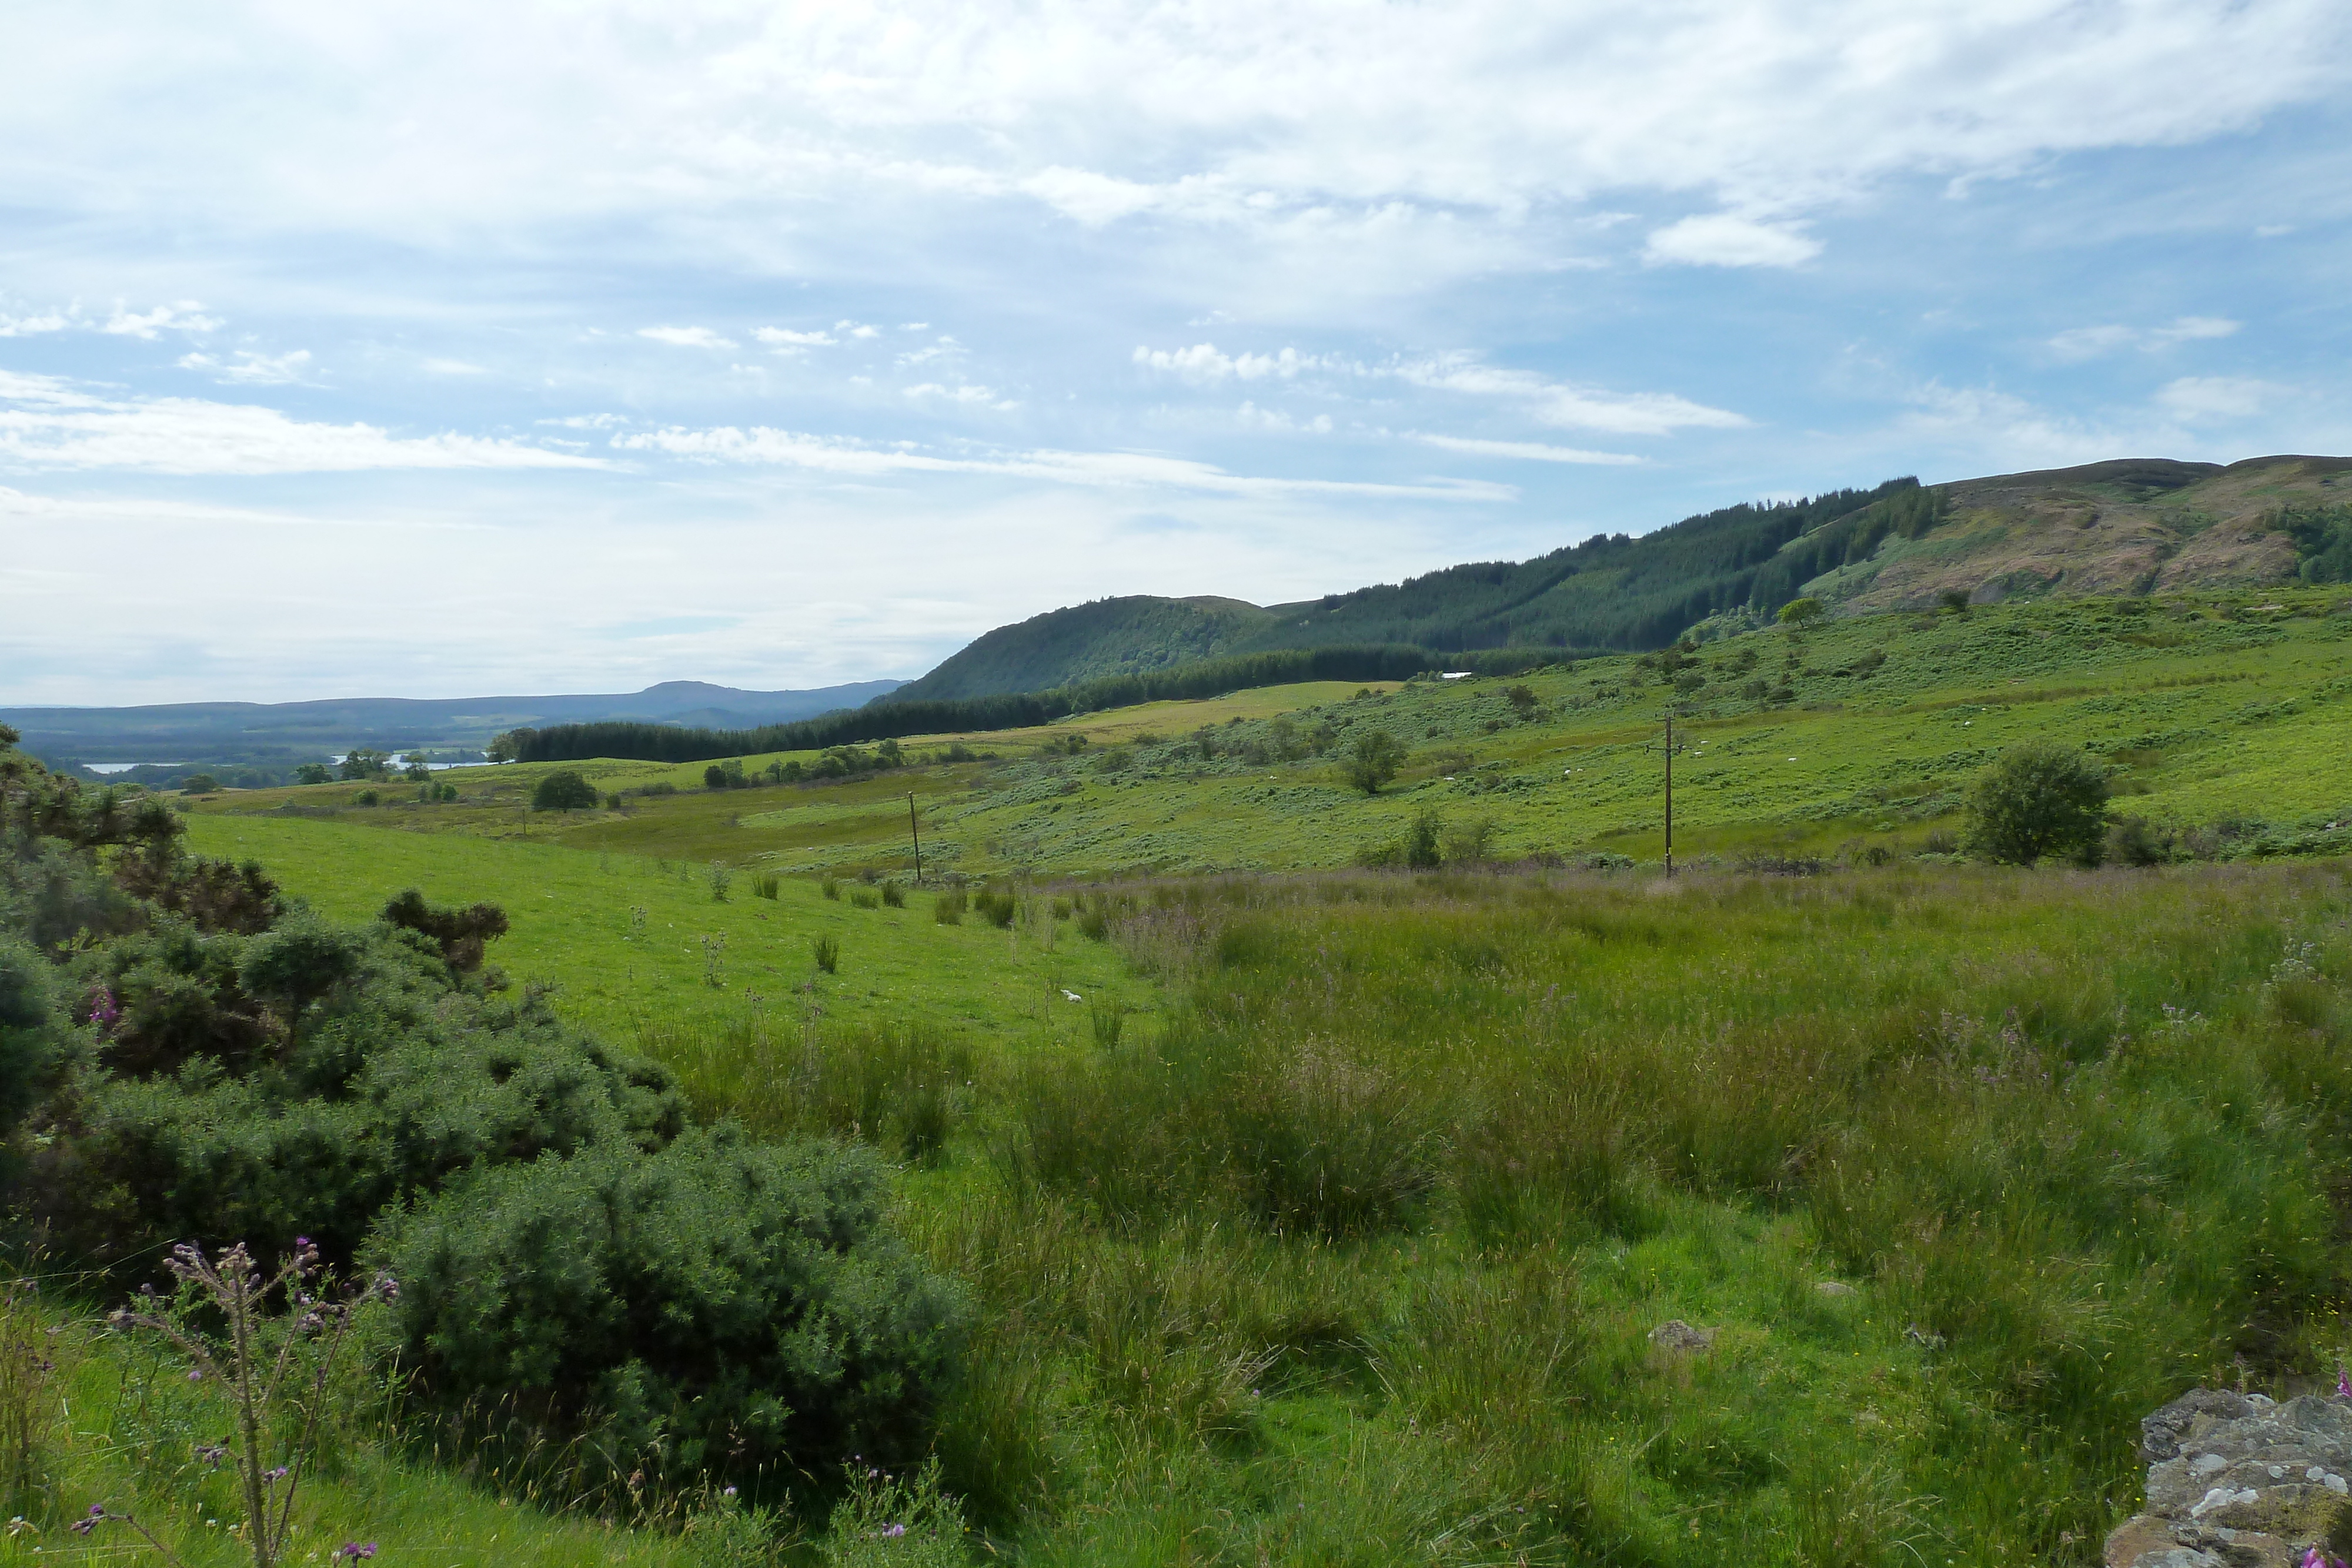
top-left (889, 455), bottom-right (2352, 703)
top-left (5, 680), bottom-right (903, 776)
top-left (24, 455), bottom-right (2348, 781)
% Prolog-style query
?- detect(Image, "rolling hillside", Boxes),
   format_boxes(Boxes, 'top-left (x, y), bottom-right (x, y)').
top-left (894, 456), bottom-right (2352, 703)
top-left (4, 677), bottom-right (903, 775)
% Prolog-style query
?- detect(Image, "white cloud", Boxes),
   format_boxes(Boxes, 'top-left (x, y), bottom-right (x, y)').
top-left (1412, 433), bottom-right (1642, 465)
top-left (2047, 316), bottom-right (2241, 360)
top-left (422, 357), bottom-right (487, 375)
top-left (754, 326), bottom-right (837, 349)
top-left (178, 348), bottom-right (314, 385)
top-left (538, 412), bottom-right (630, 429)
top-left (904, 382), bottom-right (1020, 412)
top-left (900, 322), bottom-right (930, 332)
top-left (612, 424), bottom-right (1511, 502)
top-left (638, 325), bottom-right (735, 349)
top-left (101, 301), bottom-right (222, 339)
top-left (1391, 356), bottom-right (1748, 436)
top-left (0, 308), bottom-right (71, 337)
top-left (2155, 375), bottom-right (2278, 421)
top-left (1642, 215), bottom-right (1822, 269)
top-left (0, 370), bottom-right (605, 475)
top-left (1237, 401), bottom-right (1332, 434)
top-left (1133, 343), bottom-right (1337, 383)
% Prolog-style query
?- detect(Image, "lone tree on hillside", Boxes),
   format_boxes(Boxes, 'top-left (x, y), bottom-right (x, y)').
top-left (1776, 597), bottom-right (1825, 631)
top-left (1345, 729), bottom-right (1407, 795)
top-left (532, 769), bottom-right (600, 813)
top-left (1964, 742), bottom-right (2110, 865)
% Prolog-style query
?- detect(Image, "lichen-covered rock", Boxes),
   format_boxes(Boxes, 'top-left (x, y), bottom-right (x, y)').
top-left (2117, 1390), bottom-right (2352, 1568)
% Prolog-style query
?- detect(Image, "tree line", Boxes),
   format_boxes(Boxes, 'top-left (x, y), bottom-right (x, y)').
top-left (497, 643), bottom-right (1560, 765)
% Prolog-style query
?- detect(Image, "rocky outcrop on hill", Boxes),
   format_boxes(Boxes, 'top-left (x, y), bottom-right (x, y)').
top-left (2109, 1389), bottom-right (2352, 1568)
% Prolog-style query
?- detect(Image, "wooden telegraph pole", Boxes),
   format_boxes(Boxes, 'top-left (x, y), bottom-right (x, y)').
top-left (907, 793), bottom-right (923, 883)
top-left (1646, 712), bottom-right (1692, 877)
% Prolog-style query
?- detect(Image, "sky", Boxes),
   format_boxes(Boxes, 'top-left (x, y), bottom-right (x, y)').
top-left (3, 1), bottom-right (2349, 706)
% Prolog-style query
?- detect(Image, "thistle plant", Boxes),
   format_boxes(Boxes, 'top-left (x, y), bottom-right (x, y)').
top-left (101, 1239), bottom-right (395, 1568)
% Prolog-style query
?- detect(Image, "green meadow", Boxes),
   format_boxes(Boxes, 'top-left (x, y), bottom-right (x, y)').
top-left (189, 587), bottom-right (2352, 878)
top-left (19, 587), bottom-right (2352, 1564)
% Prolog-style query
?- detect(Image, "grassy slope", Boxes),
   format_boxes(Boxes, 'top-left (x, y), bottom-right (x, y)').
top-left (192, 588), bottom-right (2352, 878)
top-left (884, 595), bottom-right (1278, 703)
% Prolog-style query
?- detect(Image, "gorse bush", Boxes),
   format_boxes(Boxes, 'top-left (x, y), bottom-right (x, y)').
top-left (373, 1128), bottom-right (971, 1492)
top-left (0, 727), bottom-right (967, 1519)
top-left (1964, 741), bottom-right (2111, 864)
top-left (532, 770), bottom-right (599, 813)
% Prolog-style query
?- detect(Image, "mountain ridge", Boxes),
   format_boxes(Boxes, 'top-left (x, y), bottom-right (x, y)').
top-left (890, 454), bottom-right (2352, 703)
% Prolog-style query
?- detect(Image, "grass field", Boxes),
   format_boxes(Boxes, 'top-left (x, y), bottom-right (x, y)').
top-left (69, 587), bottom-right (2352, 1564)
top-left (185, 589), bottom-right (2352, 878)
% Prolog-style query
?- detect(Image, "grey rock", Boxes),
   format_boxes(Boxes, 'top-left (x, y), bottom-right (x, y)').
top-left (1646, 1319), bottom-right (1713, 1352)
top-left (2124, 1389), bottom-right (2352, 1567)
top-left (1815, 1281), bottom-right (1858, 1298)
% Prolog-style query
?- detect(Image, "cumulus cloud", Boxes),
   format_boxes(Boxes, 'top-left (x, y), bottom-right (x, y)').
top-left (2047, 316), bottom-right (2241, 360)
top-left (0, 370), bottom-right (604, 475)
top-left (754, 326), bottom-right (837, 349)
top-left (101, 301), bottom-right (222, 338)
top-left (1642, 215), bottom-right (1822, 269)
top-left (904, 382), bottom-right (1020, 412)
top-left (1412, 433), bottom-right (1642, 465)
top-left (612, 424), bottom-right (1511, 502)
top-left (638, 325), bottom-right (735, 349)
top-left (1236, 401), bottom-right (1332, 434)
top-left (1392, 356), bottom-right (1748, 436)
top-left (178, 349), bottom-right (315, 385)
top-left (0, 307), bottom-right (71, 337)
top-left (1133, 344), bottom-right (1338, 383)
top-left (2155, 375), bottom-right (2279, 421)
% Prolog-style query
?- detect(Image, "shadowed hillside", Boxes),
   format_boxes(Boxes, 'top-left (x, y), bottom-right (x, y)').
top-left (893, 456), bottom-right (2352, 703)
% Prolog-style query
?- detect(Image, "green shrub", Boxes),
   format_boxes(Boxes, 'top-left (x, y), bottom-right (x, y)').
top-left (813, 934), bottom-right (840, 975)
top-left (30, 925), bottom-right (687, 1270)
top-left (532, 770), bottom-right (599, 813)
top-left (1344, 730), bottom-right (1406, 794)
top-left (1963, 743), bottom-right (2110, 865)
top-left (850, 890), bottom-right (880, 910)
top-left (708, 861), bottom-right (733, 902)
top-left (2107, 814), bottom-right (2174, 867)
top-left (753, 873), bottom-right (781, 901)
top-left (932, 890), bottom-right (964, 926)
top-left (973, 891), bottom-right (1017, 930)
top-left (881, 884), bottom-right (905, 909)
top-left (1405, 807), bottom-right (1442, 869)
top-left (372, 1128), bottom-right (970, 1490)
top-left (821, 876), bottom-right (841, 901)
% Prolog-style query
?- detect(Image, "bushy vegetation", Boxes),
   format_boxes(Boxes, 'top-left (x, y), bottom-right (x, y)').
top-left (505, 645), bottom-right (1551, 765)
top-left (1963, 741), bottom-right (2112, 864)
top-left (0, 726), bottom-right (966, 1551)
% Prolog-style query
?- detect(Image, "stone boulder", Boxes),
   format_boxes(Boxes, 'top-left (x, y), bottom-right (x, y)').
top-left (2108, 1389), bottom-right (2352, 1568)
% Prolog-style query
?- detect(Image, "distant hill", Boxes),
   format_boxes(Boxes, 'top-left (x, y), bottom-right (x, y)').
top-left (2, 678), bottom-right (903, 775)
top-left (891, 456), bottom-right (2352, 702)
top-left (884, 596), bottom-right (1279, 703)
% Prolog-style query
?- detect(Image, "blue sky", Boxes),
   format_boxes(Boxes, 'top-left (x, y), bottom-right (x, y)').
top-left (3, 1), bottom-right (2348, 704)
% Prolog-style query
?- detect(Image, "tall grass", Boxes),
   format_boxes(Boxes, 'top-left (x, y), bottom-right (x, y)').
top-left (910, 861), bottom-right (2352, 1563)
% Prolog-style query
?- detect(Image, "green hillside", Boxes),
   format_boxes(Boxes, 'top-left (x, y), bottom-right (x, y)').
top-left (190, 583), bottom-right (2352, 878)
top-left (884, 594), bottom-right (1277, 702)
top-left (887, 456), bottom-right (2352, 707)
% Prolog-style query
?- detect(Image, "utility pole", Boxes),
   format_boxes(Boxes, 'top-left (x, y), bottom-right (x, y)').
top-left (907, 793), bottom-right (923, 883)
top-left (1646, 712), bottom-right (1692, 877)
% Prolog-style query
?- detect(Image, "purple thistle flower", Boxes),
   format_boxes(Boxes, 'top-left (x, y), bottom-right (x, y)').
top-left (2336, 1365), bottom-right (2350, 1400)
top-left (336, 1542), bottom-right (378, 1560)
top-left (881, 1523), bottom-right (907, 1539)
top-left (186, 1368), bottom-right (202, 1381)
top-left (87, 988), bottom-right (119, 1029)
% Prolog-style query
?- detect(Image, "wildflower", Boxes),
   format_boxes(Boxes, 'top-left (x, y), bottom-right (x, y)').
top-left (721, 1486), bottom-right (737, 1499)
top-left (186, 1368), bottom-right (202, 1381)
top-left (336, 1542), bottom-right (377, 1560)
top-left (195, 1444), bottom-right (229, 1467)
top-left (87, 988), bottom-right (119, 1029)
top-left (2337, 1365), bottom-right (2350, 1400)
top-left (71, 1505), bottom-right (105, 1537)
top-left (881, 1524), bottom-right (907, 1539)
top-left (264, 1466), bottom-right (291, 1483)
